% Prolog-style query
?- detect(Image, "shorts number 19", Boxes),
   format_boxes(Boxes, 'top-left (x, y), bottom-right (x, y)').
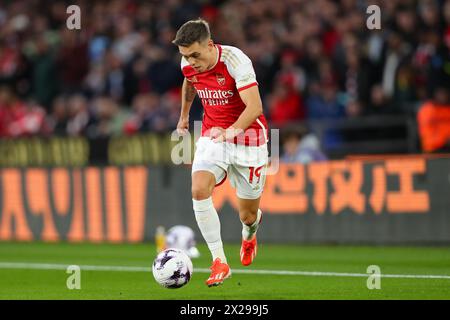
top-left (249, 165), bottom-right (263, 184)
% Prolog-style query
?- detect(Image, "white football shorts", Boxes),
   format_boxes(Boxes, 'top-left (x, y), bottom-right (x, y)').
top-left (192, 137), bottom-right (268, 200)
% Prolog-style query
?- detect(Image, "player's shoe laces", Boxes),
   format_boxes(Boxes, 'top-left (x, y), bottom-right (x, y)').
top-left (206, 258), bottom-right (231, 287)
top-left (240, 236), bottom-right (257, 266)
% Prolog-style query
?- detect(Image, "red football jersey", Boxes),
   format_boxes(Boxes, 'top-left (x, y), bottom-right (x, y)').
top-left (181, 44), bottom-right (268, 146)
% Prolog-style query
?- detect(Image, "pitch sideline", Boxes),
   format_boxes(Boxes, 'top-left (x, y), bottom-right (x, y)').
top-left (0, 262), bottom-right (450, 280)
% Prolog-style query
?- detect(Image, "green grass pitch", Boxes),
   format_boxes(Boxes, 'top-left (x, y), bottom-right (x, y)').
top-left (0, 241), bottom-right (449, 299)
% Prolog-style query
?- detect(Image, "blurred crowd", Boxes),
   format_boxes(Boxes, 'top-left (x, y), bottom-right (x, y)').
top-left (0, 0), bottom-right (449, 154)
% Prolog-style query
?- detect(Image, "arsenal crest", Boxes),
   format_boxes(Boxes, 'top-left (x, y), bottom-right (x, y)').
top-left (189, 76), bottom-right (198, 83)
top-left (216, 73), bottom-right (226, 86)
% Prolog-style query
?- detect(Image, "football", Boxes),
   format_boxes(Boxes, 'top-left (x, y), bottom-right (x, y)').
top-left (152, 248), bottom-right (193, 288)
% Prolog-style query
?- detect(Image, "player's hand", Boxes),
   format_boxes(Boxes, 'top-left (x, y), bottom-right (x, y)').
top-left (176, 117), bottom-right (189, 136)
top-left (210, 127), bottom-right (225, 142)
top-left (211, 126), bottom-right (243, 143)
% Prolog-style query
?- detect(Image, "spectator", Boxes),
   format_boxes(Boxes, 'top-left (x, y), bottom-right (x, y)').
top-left (46, 95), bottom-right (68, 136)
top-left (306, 79), bottom-right (346, 149)
top-left (338, 49), bottom-right (372, 112)
top-left (276, 50), bottom-right (306, 93)
top-left (381, 32), bottom-right (411, 100)
top-left (427, 27), bottom-right (450, 98)
top-left (281, 126), bottom-right (327, 163)
top-left (412, 30), bottom-right (440, 101)
top-left (268, 74), bottom-right (305, 128)
top-left (394, 5), bottom-right (417, 48)
top-left (417, 86), bottom-right (450, 153)
top-left (111, 15), bottom-right (143, 65)
top-left (27, 34), bottom-right (59, 111)
top-left (306, 80), bottom-right (346, 119)
top-left (66, 94), bottom-right (92, 136)
top-left (0, 38), bottom-right (31, 96)
top-left (123, 54), bottom-right (152, 106)
top-left (125, 92), bottom-right (171, 133)
top-left (0, 85), bottom-right (47, 137)
top-left (88, 96), bottom-right (130, 137)
top-left (56, 29), bottom-right (89, 94)
top-left (365, 84), bottom-right (393, 115)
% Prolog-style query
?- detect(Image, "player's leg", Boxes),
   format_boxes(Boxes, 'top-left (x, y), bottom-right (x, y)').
top-left (191, 170), bottom-right (227, 263)
top-left (191, 136), bottom-right (232, 286)
top-left (237, 196), bottom-right (263, 241)
top-left (229, 164), bottom-right (267, 266)
top-left (237, 196), bottom-right (263, 266)
top-left (191, 167), bottom-right (231, 287)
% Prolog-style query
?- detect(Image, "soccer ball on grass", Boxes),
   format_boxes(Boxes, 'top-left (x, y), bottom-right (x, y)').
top-left (152, 248), bottom-right (193, 288)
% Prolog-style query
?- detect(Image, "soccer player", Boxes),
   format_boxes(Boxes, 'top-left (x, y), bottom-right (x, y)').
top-left (172, 19), bottom-right (269, 287)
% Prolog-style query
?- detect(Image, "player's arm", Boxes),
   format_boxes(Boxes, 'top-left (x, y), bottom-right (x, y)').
top-left (231, 85), bottom-right (263, 132)
top-left (211, 85), bottom-right (262, 142)
top-left (177, 78), bottom-right (197, 135)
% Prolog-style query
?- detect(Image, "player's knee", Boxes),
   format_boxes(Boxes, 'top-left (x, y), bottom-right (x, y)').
top-left (191, 184), bottom-right (212, 200)
top-left (192, 171), bottom-right (215, 200)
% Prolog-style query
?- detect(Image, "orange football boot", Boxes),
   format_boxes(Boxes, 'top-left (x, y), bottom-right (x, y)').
top-left (206, 258), bottom-right (231, 287)
top-left (240, 211), bottom-right (262, 266)
top-left (240, 236), bottom-right (257, 266)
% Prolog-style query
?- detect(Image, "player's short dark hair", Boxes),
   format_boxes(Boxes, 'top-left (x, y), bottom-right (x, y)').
top-left (172, 19), bottom-right (211, 47)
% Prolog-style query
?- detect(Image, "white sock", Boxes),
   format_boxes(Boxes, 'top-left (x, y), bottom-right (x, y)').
top-left (193, 197), bottom-right (227, 263)
top-left (242, 209), bottom-right (262, 240)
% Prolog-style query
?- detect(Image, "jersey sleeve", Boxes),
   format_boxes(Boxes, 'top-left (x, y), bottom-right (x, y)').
top-left (180, 56), bottom-right (189, 71)
top-left (222, 46), bottom-right (258, 91)
top-left (180, 56), bottom-right (195, 79)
